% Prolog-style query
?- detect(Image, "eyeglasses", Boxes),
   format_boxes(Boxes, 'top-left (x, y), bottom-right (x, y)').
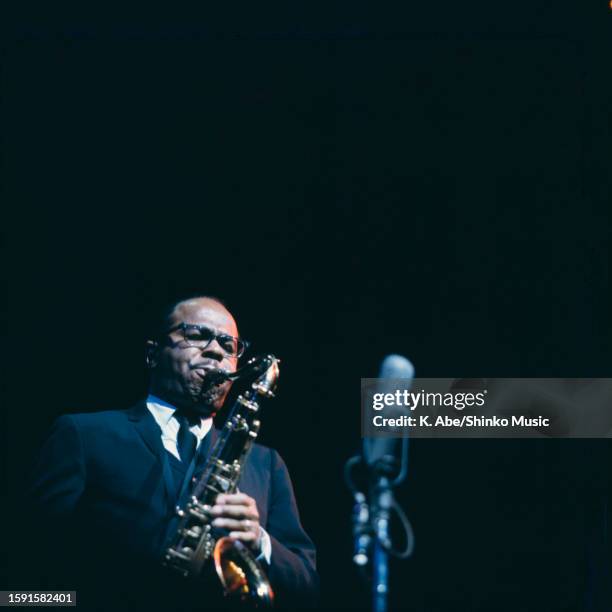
top-left (167, 323), bottom-right (249, 358)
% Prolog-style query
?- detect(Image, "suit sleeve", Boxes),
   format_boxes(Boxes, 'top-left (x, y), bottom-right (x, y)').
top-left (29, 415), bottom-right (86, 517)
top-left (265, 449), bottom-right (319, 608)
top-left (25, 415), bottom-right (87, 588)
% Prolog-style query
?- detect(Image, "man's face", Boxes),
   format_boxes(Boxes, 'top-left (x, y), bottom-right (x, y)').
top-left (148, 299), bottom-right (240, 417)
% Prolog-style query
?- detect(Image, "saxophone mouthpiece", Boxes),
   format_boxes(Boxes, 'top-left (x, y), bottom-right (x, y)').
top-left (206, 368), bottom-right (233, 385)
top-left (210, 355), bottom-right (277, 384)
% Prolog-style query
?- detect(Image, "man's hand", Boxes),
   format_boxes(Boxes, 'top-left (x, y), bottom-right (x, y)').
top-left (211, 492), bottom-right (263, 554)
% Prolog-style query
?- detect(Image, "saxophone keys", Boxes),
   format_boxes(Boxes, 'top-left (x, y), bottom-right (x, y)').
top-left (165, 547), bottom-right (192, 562)
top-left (182, 525), bottom-right (203, 539)
top-left (187, 506), bottom-right (207, 521)
top-left (213, 475), bottom-right (231, 491)
top-left (186, 500), bottom-right (212, 521)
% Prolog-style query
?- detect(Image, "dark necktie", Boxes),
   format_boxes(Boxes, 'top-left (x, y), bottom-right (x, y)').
top-left (175, 413), bottom-right (198, 464)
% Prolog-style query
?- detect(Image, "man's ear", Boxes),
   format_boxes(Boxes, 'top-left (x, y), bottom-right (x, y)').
top-left (145, 340), bottom-right (159, 369)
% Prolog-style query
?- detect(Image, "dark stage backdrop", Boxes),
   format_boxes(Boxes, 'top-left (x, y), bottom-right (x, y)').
top-left (3, 2), bottom-right (611, 611)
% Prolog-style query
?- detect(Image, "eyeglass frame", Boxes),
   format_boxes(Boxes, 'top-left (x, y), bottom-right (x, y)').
top-left (163, 322), bottom-right (250, 358)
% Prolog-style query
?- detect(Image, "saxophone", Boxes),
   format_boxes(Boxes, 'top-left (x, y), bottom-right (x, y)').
top-left (163, 354), bottom-right (280, 608)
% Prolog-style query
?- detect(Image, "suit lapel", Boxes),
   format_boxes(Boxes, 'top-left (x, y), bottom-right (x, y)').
top-left (127, 401), bottom-right (175, 512)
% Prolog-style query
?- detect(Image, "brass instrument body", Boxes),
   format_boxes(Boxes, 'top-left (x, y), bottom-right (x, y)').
top-left (163, 355), bottom-right (280, 607)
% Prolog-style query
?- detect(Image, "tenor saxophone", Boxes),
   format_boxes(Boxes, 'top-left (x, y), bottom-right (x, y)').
top-left (163, 354), bottom-right (280, 607)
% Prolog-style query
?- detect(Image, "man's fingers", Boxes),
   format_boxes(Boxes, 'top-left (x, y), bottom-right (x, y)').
top-left (229, 530), bottom-right (259, 542)
top-left (212, 517), bottom-right (257, 531)
top-left (211, 504), bottom-right (259, 520)
top-left (216, 493), bottom-right (254, 506)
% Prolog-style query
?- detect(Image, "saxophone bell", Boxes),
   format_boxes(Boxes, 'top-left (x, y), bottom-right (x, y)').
top-left (213, 537), bottom-right (275, 607)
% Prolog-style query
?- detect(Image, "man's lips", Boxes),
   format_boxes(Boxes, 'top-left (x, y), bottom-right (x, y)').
top-left (191, 363), bottom-right (227, 381)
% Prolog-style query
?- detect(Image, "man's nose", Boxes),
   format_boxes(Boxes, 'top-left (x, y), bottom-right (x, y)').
top-left (201, 340), bottom-right (225, 361)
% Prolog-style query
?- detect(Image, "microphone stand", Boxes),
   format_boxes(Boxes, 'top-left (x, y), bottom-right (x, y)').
top-left (346, 441), bottom-right (413, 612)
top-left (370, 458), bottom-right (397, 612)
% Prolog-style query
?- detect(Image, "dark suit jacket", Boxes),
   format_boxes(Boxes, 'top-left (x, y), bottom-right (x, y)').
top-left (29, 401), bottom-right (318, 610)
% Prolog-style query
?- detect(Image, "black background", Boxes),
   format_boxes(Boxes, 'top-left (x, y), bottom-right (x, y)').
top-left (3, 1), bottom-right (612, 610)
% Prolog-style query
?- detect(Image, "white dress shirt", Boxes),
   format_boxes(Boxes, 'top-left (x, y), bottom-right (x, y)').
top-left (147, 394), bottom-right (213, 460)
top-left (146, 394), bottom-right (272, 563)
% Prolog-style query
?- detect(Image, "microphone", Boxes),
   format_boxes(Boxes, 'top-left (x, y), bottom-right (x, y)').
top-left (379, 354), bottom-right (415, 380)
top-left (363, 354), bottom-right (415, 474)
top-left (349, 352), bottom-right (416, 599)
top-left (352, 354), bottom-right (414, 567)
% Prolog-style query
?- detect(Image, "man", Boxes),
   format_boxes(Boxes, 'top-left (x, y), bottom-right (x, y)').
top-left (29, 296), bottom-right (318, 610)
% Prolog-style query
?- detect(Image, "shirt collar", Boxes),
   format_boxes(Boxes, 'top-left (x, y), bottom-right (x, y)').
top-left (146, 393), bottom-right (213, 432)
top-left (146, 394), bottom-right (177, 425)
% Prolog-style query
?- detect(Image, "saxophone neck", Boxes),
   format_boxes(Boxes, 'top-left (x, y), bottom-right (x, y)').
top-left (251, 356), bottom-right (280, 398)
top-left (213, 354), bottom-right (280, 386)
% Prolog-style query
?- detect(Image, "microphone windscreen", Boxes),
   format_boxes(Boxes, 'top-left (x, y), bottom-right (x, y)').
top-left (363, 354), bottom-right (414, 469)
top-left (379, 354), bottom-right (415, 380)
